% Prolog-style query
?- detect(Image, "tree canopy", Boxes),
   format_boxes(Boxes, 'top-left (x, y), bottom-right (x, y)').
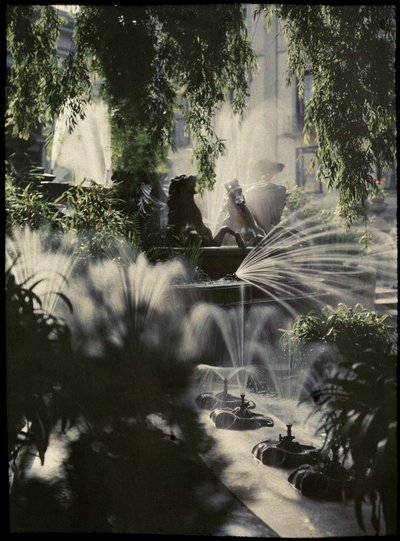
top-left (6, 4), bottom-right (255, 191)
top-left (6, 5), bottom-right (396, 223)
top-left (258, 4), bottom-right (396, 224)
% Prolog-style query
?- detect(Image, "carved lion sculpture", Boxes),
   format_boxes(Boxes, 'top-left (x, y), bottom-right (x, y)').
top-left (166, 175), bottom-right (245, 248)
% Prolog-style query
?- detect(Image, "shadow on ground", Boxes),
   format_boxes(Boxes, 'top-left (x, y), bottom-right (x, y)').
top-left (9, 419), bottom-right (277, 536)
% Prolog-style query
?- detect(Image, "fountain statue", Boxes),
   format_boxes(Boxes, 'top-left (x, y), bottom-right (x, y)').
top-left (244, 176), bottom-right (287, 235)
top-left (166, 174), bottom-right (246, 248)
top-left (218, 179), bottom-right (267, 246)
top-left (215, 171), bottom-right (287, 244)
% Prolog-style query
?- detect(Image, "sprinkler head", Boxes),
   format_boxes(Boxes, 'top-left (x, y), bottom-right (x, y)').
top-left (278, 423), bottom-right (295, 443)
top-left (210, 391), bottom-right (274, 430)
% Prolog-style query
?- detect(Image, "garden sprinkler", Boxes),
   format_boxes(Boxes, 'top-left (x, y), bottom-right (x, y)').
top-left (252, 422), bottom-right (319, 467)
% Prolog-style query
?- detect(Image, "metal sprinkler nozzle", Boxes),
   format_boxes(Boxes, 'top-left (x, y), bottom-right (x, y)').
top-left (279, 423), bottom-right (295, 443)
top-left (239, 393), bottom-right (249, 412)
top-left (223, 378), bottom-right (228, 397)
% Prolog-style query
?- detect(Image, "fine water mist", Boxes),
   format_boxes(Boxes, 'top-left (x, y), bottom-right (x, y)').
top-left (51, 96), bottom-right (113, 186)
top-left (193, 100), bottom-right (291, 235)
top-left (6, 227), bottom-right (77, 316)
top-left (235, 213), bottom-right (397, 317)
top-left (182, 301), bottom-right (289, 395)
top-left (65, 251), bottom-right (188, 360)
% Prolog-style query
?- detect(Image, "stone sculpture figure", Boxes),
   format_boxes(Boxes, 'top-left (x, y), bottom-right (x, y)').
top-left (245, 178), bottom-right (287, 235)
top-left (219, 179), bottom-right (267, 246)
top-left (166, 175), bottom-right (245, 247)
top-left (242, 160), bottom-right (286, 235)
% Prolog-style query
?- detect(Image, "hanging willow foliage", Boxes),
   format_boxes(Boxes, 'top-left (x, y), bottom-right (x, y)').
top-left (6, 4), bottom-right (256, 192)
top-left (257, 4), bottom-right (396, 225)
top-left (7, 5), bottom-right (396, 221)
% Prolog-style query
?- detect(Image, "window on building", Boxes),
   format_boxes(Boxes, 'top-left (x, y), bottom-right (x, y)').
top-left (296, 146), bottom-right (323, 193)
top-left (30, 124), bottom-right (48, 168)
top-left (173, 97), bottom-right (191, 148)
top-left (173, 116), bottom-right (190, 148)
top-left (296, 71), bottom-right (313, 132)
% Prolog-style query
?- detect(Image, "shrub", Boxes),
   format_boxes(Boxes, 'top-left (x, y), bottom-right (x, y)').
top-left (6, 175), bottom-right (62, 233)
top-left (287, 303), bottom-right (397, 535)
top-left (6, 256), bottom-right (73, 476)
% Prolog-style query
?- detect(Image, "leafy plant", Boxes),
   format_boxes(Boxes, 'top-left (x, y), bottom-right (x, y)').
top-left (310, 351), bottom-right (396, 535)
top-left (54, 180), bottom-right (141, 258)
top-left (6, 256), bottom-right (73, 482)
top-left (179, 237), bottom-right (204, 279)
top-left (6, 5), bottom-right (256, 192)
top-left (257, 5), bottom-right (396, 225)
top-left (287, 303), bottom-right (397, 535)
top-left (290, 303), bottom-right (395, 359)
top-left (6, 175), bottom-right (62, 233)
top-left (6, 5), bottom-right (91, 140)
top-left (284, 186), bottom-right (312, 214)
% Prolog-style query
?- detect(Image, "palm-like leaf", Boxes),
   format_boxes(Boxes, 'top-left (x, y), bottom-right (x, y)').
top-left (6, 258), bottom-right (74, 479)
top-left (295, 304), bottom-right (397, 535)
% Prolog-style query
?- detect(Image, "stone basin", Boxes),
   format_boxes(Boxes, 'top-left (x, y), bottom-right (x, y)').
top-left (172, 279), bottom-right (253, 308)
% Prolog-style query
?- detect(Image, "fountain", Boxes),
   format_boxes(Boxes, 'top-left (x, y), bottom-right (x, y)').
top-left (5, 227), bottom-right (76, 316)
top-left (287, 445), bottom-right (354, 500)
top-left (165, 174), bottom-right (289, 280)
top-left (7, 64), bottom-right (397, 532)
top-left (251, 423), bottom-right (319, 468)
top-left (50, 95), bottom-right (113, 188)
top-left (165, 166), bottom-right (384, 321)
top-left (195, 366), bottom-right (251, 410)
top-left (182, 302), bottom-right (280, 430)
top-left (235, 211), bottom-right (380, 316)
top-left (7, 215), bottom-right (395, 534)
top-left (210, 393), bottom-right (274, 431)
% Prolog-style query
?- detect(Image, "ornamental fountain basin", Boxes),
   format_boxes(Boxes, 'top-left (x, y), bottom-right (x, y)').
top-left (171, 261), bottom-right (376, 313)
